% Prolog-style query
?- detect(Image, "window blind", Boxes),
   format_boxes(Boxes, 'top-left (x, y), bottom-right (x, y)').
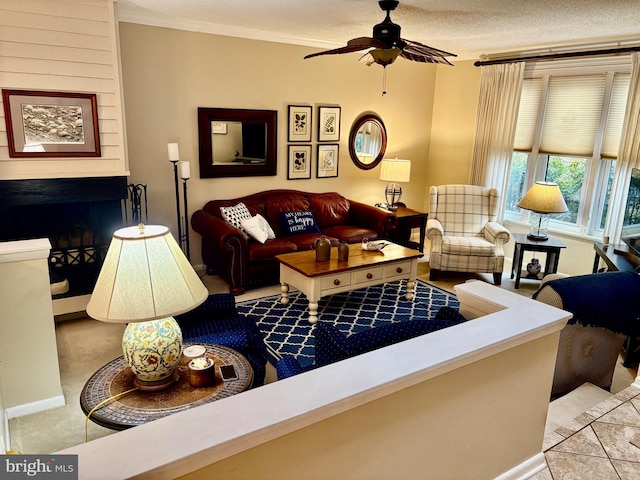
top-left (513, 78), bottom-right (542, 151)
top-left (514, 73), bottom-right (630, 158)
top-left (541, 75), bottom-right (606, 156)
top-left (602, 73), bottom-right (631, 158)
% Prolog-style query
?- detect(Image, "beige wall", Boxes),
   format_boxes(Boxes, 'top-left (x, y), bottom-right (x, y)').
top-left (0, 240), bottom-right (63, 413)
top-left (118, 22), bottom-right (437, 267)
top-left (427, 59), bottom-right (481, 191)
top-left (0, 0), bottom-right (127, 179)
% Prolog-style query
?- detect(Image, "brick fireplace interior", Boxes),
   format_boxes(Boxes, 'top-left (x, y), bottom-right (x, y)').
top-left (0, 176), bottom-right (128, 299)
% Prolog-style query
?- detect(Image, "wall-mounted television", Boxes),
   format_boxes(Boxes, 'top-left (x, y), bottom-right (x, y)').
top-left (620, 167), bottom-right (640, 263)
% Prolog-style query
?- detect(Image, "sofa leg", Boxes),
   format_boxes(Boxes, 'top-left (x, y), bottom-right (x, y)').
top-left (429, 268), bottom-right (439, 281)
top-left (493, 272), bottom-right (502, 286)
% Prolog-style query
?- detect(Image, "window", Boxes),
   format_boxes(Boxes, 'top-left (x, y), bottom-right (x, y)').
top-left (505, 58), bottom-right (631, 238)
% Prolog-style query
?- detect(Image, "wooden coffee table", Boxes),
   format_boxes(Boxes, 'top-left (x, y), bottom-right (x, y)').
top-left (276, 241), bottom-right (423, 323)
top-left (80, 343), bottom-right (253, 430)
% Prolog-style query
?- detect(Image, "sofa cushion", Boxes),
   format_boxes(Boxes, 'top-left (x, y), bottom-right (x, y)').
top-left (322, 225), bottom-right (378, 243)
top-left (220, 203), bottom-right (252, 235)
top-left (241, 214), bottom-right (276, 244)
top-left (288, 233), bottom-right (339, 251)
top-left (249, 239), bottom-right (298, 262)
top-left (280, 211), bottom-right (321, 235)
top-left (309, 193), bottom-right (351, 227)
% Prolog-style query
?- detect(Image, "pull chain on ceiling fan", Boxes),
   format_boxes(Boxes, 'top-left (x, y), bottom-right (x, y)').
top-left (304, 0), bottom-right (456, 94)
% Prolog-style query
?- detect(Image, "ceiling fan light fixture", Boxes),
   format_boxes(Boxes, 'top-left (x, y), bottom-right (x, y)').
top-left (364, 48), bottom-right (402, 66)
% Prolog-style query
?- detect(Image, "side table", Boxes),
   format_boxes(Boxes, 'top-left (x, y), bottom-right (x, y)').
top-left (81, 343), bottom-right (253, 430)
top-left (388, 206), bottom-right (428, 252)
top-left (510, 233), bottom-right (566, 288)
top-left (592, 242), bottom-right (638, 273)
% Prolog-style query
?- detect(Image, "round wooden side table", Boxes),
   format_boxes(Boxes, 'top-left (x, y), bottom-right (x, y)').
top-left (80, 343), bottom-right (253, 430)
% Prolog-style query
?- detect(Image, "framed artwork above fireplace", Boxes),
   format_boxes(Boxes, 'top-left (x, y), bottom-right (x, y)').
top-left (2, 89), bottom-right (101, 158)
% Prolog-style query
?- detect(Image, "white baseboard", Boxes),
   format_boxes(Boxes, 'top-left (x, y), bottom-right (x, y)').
top-left (494, 453), bottom-right (547, 480)
top-left (53, 294), bottom-right (90, 316)
top-left (1, 409), bottom-right (9, 453)
top-left (5, 395), bottom-right (66, 420)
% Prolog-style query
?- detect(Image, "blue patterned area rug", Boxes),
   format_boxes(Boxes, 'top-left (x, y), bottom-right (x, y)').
top-left (236, 279), bottom-right (459, 368)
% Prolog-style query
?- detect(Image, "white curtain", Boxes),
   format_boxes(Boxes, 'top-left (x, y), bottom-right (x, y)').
top-left (469, 62), bottom-right (525, 223)
top-left (605, 52), bottom-right (640, 243)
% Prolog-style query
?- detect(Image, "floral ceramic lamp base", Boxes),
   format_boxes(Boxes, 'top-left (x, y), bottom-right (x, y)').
top-left (122, 317), bottom-right (183, 392)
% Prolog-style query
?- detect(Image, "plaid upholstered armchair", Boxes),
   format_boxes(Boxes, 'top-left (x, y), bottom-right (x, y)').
top-left (426, 185), bottom-right (511, 285)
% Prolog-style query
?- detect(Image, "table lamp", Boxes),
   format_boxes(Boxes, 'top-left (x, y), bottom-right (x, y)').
top-left (379, 158), bottom-right (411, 209)
top-left (517, 181), bottom-right (568, 241)
top-left (86, 224), bottom-right (208, 391)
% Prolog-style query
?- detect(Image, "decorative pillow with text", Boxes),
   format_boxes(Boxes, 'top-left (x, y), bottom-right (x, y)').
top-left (280, 211), bottom-right (321, 235)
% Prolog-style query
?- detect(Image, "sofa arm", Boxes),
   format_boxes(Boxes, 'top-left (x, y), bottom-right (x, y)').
top-left (348, 200), bottom-right (397, 238)
top-left (483, 221), bottom-right (510, 245)
top-left (191, 209), bottom-right (249, 288)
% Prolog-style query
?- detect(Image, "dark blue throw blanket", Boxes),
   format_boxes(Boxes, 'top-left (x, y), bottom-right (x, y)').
top-left (533, 271), bottom-right (640, 336)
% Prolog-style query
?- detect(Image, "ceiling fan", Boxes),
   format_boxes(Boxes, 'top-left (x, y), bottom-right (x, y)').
top-left (304, 0), bottom-right (456, 68)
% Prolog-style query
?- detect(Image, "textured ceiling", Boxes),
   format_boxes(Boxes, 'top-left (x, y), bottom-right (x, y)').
top-left (117, 0), bottom-right (640, 61)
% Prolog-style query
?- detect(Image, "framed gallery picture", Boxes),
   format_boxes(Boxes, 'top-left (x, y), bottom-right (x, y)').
top-left (318, 106), bottom-right (341, 142)
top-left (1, 89), bottom-right (101, 157)
top-left (317, 144), bottom-right (339, 178)
top-left (288, 105), bottom-right (312, 142)
top-left (288, 145), bottom-right (312, 179)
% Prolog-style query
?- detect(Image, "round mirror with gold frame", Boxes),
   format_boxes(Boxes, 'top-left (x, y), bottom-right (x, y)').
top-left (348, 114), bottom-right (387, 170)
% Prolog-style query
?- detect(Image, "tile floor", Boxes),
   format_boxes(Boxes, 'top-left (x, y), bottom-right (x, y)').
top-left (537, 384), bottom-right (640, 479)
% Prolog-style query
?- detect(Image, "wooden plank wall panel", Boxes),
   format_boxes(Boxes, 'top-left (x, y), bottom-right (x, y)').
top-left (0, 0), bottom-right (127, 179)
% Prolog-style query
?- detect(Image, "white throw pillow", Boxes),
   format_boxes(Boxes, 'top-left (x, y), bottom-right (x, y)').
top-left (241, 214), bottom-right (276, 244)
top-left (220, 203), bottom-right (252, 236)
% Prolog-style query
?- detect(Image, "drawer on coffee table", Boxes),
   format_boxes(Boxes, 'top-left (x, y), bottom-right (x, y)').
top-left (384, 261), bottom-right (413, 278)
top-left (353, 267), bottom-right (383, 285)
top-left (321, 272), bottom-right (352, 289)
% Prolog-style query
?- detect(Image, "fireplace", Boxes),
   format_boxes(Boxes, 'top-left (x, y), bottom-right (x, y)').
top-left (0, 177), bottom-right (128, 301)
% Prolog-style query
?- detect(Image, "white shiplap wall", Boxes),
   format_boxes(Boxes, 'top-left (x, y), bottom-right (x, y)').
top-left (0, 0), bottom-right (128, 179)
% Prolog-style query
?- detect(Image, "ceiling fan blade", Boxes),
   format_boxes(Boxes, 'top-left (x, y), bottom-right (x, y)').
top-left (304, 37), bottom-right (387, 59)
top-left (401, 39), bottom-right (457, 61)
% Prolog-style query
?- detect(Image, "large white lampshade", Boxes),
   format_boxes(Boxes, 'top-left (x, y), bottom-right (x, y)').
top-left (379, 158), bottom-right (411, 208)
top-left (87, 224), bottom-right (208, 391)
top-left (517, 182), bottom-right (568, 241)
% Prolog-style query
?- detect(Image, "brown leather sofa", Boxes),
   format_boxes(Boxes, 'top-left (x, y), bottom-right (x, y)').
top-left (192, 189), bottom-right (397, 294)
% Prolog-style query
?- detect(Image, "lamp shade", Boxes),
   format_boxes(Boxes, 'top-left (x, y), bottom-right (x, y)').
top-left (379, 158), bottom-right (411, 183)
top-left (87, 224), bottom-right (208, 323)
top-left (517, 182), bottom-right (568, 214)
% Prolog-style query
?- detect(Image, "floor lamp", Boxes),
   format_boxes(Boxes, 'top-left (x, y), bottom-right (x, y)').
top-left (180, 161), bottom-right (191, 259)
top-left (167, 143), bottom-right (182, 248)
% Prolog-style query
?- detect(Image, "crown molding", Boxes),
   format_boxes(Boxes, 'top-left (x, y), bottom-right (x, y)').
top-left (116, 7), bottom-right (342, 50)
